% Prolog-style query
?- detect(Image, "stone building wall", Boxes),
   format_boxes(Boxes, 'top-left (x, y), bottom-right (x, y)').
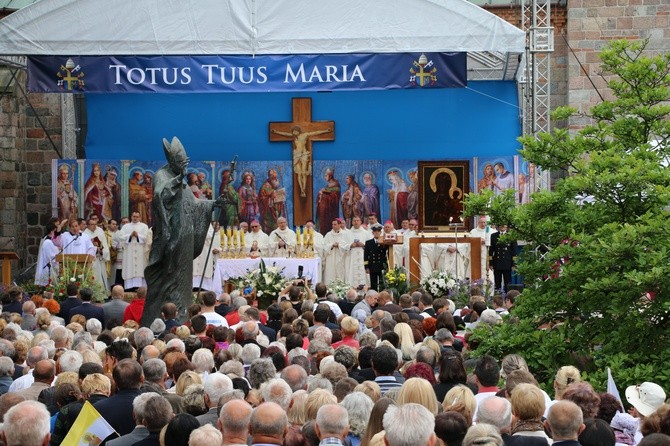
top-left (0, 68), bottom-right (62, 277)
top-left (566, 0), bottom-right (669, 129)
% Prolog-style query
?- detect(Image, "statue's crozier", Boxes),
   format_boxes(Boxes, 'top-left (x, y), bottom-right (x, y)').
top-left (141, 137), bottom-right (216, 326)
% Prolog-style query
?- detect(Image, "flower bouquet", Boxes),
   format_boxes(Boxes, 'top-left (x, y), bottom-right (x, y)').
top-left (231, 259), bottom-right (290, 309)
top-left (45, 257), bottom-right (106, 302)
top-left (327, 279), bottom-right (350, 299)
top-left (383, 265), bottom-right (408, 297)
top-left (420, 270), bottom-right (457, 299)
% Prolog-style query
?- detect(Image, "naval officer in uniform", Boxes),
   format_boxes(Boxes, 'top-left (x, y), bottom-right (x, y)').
top-left (364, 223), bottom-right (389, 291)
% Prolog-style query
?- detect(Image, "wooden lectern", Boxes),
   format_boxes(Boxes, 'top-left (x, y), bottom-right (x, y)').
top-left (0, 252), bottom-right (19, 287)
top-left (55, 254), bottom-right (95, 269)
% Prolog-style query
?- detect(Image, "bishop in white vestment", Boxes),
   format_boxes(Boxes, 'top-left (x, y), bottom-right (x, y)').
top-left (244, 221), bottom-right (271, 256)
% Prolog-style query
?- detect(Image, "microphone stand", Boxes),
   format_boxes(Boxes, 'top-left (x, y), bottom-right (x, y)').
top-left (46, 232), bottom-right (81, 272)
top-left (449, 218), bottom-right (461, 279)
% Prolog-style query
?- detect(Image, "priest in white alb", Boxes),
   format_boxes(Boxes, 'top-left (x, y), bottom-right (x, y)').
top-left (322, 218), bottom-right (351, 284)
top-left (56, 218), bottom-right (96, 257)
top-left (244, 220), bottom-right (271, 257)
top-left (346, 216), bottom-right (372, 288)
top-left (469, 215), bottom-right (495, 281)
top-left (193, 222), bottom-right (222, 291)
top-left (269, 217), bottom-right (297, 258)
top-left (120, 211), bottom-right (150, 289)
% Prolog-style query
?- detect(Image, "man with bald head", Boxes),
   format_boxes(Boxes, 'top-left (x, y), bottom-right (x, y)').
top-left (16, 359), bottom-right (54, 400)
top-left (279, 364), bottom-right (308, 392)
top-left (238, 320), bottom-right (266, 353)
top-left (249, 402), bottom-right (288, 446)
top-left (103, 284), bottom-right (129, 327)
top-left (545, 400), bottom-right (585, 445)
top-left (218, 399), bottom-right (253, 446)
top-left (9, 345), bottom-right (48, 392)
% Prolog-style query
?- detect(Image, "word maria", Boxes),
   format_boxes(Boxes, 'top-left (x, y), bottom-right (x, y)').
top-left (109, 63), bottom-right (365, 86)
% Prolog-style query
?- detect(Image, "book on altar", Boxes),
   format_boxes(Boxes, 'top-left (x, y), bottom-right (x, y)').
top-left (383, 233), bottom-right (400, 244)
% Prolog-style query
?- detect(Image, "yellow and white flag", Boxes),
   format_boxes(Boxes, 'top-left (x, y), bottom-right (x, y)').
top-left (61, 401), bottom-right (117, 446)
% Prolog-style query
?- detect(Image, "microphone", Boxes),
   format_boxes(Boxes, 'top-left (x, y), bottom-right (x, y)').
top-left (230, 155), bottom-right (238, 173)
top-left (0, 237), bottom-right (14, 248)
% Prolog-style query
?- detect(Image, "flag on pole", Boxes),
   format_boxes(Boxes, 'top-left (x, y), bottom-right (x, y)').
top-left (607, 367), bottom-right (622, 405)
top-left (61, 400), bottom-right (116, 446)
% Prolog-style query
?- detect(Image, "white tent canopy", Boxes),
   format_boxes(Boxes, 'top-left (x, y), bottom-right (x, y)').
top-left (0, 0), bottom-right (525, 80)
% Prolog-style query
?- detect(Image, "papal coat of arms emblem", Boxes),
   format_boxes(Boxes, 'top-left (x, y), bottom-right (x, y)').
top-left (409, 53), bottom-right (437, 87)
top-left (57, 58), bottom-right (85, 91)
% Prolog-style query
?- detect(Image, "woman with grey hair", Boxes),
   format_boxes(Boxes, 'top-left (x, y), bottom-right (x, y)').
top-left (463, 423), bottom-right (504, 446)
top-left (0, 357), bottom-right (15, 394)
top-left (248, 358), bottom-right (277, 389)
top-left (341, 392), bottom-right (374, 446)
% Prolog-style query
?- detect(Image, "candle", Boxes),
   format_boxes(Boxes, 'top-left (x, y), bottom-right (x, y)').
top-left (240, 227), bottom-right (245, 247)
top-left (233, 228), bottom-right (238, 245)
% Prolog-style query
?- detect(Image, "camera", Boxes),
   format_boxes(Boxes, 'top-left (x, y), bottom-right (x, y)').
top-left (357, 284), bottom-right (365, 290)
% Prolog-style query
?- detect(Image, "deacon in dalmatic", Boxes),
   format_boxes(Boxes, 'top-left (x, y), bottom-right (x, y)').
top-left (83, 216), bottom-right (110, 293)
top-left (323, 218), bottom-right (351, 284)
top-left (269, 217), bottom-right (297, 257)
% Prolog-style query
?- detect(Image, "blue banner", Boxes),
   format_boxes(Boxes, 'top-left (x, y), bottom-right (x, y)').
top-left (27, 53), bottom-right (466, 93)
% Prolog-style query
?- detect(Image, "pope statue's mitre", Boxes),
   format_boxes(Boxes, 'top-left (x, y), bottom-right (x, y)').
top-left (162, 136), bottom-right (188, 164)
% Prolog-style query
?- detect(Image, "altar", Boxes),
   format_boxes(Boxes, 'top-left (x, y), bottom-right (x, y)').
top-left (212, 257), bottom-right (321, 295)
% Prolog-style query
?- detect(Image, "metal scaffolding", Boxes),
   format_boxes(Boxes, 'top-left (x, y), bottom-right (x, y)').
top-left (520, 0), bottom-right (553, 190)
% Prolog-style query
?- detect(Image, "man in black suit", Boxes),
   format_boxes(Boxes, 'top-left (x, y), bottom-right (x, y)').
top-left (489, 225), bottom-right (517, 293)
top-left (58, 284), bottom-right (81, 322)
top-left (364, 224), bottom-right (388, 291)
top-left (70, 287), bottom-right (105, 326)
top-left (94, 359), bottom-right (143, 438)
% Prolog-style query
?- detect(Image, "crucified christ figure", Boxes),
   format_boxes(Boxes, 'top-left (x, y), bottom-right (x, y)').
top-left (272, 126), bottom-right (332, 197)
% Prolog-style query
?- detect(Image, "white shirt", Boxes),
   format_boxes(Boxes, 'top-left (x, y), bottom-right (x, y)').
top-left (201, 311), bottom-right (229, 328)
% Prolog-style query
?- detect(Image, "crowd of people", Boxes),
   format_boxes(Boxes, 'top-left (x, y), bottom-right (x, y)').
top-left (0, 279), bottom-right (669, 446)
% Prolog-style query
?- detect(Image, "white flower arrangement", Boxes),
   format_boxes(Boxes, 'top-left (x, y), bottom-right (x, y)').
top-left (421, 270), bottom-right (457, 297)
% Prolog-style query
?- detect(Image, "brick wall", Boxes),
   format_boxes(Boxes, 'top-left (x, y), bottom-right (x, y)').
top-left (566, 0), bottom-right (669, 129)
top-left (0, 68), bottom-right (62, 275)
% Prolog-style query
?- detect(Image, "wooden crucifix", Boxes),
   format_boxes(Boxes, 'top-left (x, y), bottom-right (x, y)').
top-left (269, 98), bottom-right (335, 226)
